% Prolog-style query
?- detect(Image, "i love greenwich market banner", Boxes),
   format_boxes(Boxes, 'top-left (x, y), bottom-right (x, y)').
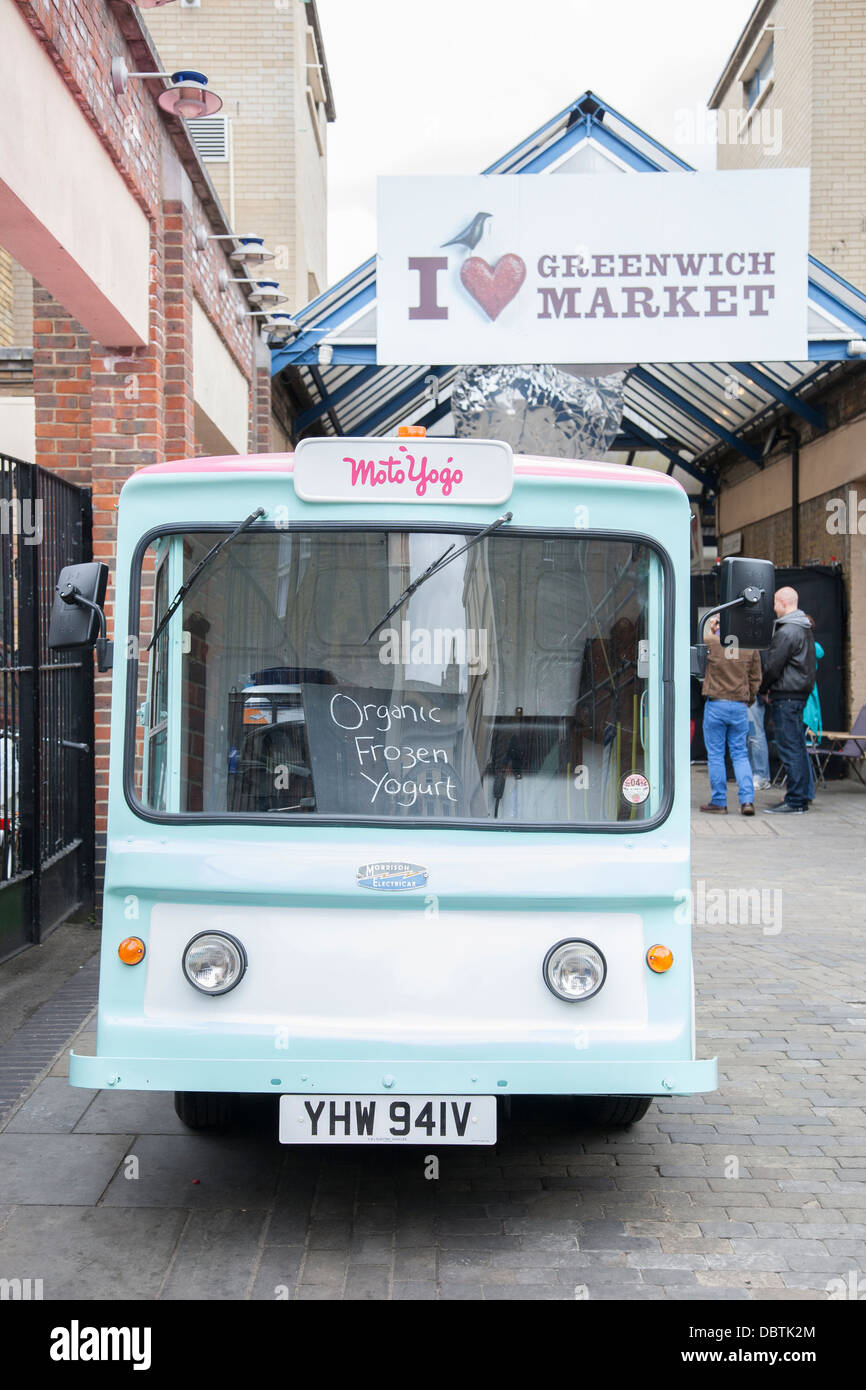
top-left (376, 170), bottom-right (809, 364)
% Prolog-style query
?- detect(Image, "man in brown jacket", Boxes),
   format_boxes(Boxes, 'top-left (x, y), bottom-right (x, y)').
top-left (700, 615), bottom-right (763, 816)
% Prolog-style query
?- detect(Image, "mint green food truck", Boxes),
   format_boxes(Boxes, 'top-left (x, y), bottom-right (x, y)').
top-left (49, 432), bottom-right (773, 1144)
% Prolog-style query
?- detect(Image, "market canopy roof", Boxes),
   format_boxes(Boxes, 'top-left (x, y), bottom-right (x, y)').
top-left (271, 91), bottom-right (866, 492)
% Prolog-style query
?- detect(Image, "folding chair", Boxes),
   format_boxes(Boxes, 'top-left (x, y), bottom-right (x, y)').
top-left (805, 728), bottom-right (826, 790)
top-left (768, 721), bottom-right (825, 791)
top-left (819, 702), bottom-right (866, 787)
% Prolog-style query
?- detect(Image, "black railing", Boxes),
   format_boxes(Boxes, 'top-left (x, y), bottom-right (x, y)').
top-left (0, 453), bottom-right (94, 962)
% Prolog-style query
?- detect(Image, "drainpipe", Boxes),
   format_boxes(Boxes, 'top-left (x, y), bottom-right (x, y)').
top-left (780, 425), bottom-right (801, 566)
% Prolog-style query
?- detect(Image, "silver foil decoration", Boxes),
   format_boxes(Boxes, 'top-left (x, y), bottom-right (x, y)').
top-left (451, 364), bottom-right (626, 459)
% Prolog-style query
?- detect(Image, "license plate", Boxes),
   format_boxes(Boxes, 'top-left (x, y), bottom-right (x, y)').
top-left (279, 1094), bottom-right (497, 1145)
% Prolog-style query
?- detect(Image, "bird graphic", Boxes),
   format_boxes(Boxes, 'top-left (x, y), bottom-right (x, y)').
top-left (442, 212), bottom-right (492, 252)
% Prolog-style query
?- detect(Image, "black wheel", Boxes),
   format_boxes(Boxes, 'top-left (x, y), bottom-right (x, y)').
top-left (173, 1091), bottom-right (237, 1131)
top-left (575, 1096), bottom-right (653, 1127)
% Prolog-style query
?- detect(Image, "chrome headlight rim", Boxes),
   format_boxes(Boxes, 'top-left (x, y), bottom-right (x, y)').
top-left (182, 930), bottom-right (248, 996)
top-left (542, 938), bottom-right (607, 1003)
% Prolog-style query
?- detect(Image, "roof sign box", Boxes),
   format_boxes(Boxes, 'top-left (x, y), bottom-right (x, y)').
top-left (377, 170), bottom-right (810, 365)
top-left (292, 437), bottom-right (514, 504)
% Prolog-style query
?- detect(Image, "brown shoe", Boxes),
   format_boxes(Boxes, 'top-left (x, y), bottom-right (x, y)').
top-left (741, 803), bottom-right (755, 816)
top-left (699, 804), bottom-right (727, 814)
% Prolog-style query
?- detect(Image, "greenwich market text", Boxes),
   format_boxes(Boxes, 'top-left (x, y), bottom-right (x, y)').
top-left (536, 250), bottom-right (777, 319)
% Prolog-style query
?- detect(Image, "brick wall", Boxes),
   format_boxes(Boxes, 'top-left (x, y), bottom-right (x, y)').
top-left (735, 487), bottom-right (866, 723)
top-left (19, 0), bottom-right (276, 900)
top-left (717, 365), bottom-right (866, 722)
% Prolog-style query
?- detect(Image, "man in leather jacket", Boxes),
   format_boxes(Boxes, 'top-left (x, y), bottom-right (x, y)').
top-left (759, 586), bottom-right (816, 813)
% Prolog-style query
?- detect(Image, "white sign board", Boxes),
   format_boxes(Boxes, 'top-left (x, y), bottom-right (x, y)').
top-left (376, 171), bottom-right (810, 364)
top-left (293, 436), bottom-right (513, 503)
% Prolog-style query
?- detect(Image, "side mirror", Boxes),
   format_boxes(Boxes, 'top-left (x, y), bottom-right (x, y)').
top-left (48, 562), bottom-right (113, 670)
top-left (718, 557), bottom-right (776, 649)
top-left (691, 556), bottom-right (776, 679)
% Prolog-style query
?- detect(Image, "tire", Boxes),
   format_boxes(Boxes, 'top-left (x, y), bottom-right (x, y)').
top-left (576, 1096), bottom-right (653, 1127)
top-left (173, 1091), bottom-right (237, 1131)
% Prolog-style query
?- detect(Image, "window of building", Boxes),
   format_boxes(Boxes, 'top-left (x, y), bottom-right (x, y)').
top-left (744, 38), bottom-right (774, 108)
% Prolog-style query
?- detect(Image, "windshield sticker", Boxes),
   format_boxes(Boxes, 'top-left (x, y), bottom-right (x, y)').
top-left (621, 772), bottom-right (650, 805)
top-left (356, 862), bottom-right (429, 891)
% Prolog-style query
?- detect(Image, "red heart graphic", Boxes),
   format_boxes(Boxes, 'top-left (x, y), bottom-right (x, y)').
top-left (460, 253), bottom-right (526, 321)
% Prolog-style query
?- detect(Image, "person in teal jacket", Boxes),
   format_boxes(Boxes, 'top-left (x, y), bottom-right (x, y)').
top-left (802, 616), bottom-right (823, 801)
top-left (803, 616), bottom-right (823, 740)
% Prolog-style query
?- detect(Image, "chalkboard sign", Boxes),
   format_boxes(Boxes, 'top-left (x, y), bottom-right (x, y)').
top-left (302, 684), bottom-right (484, 818)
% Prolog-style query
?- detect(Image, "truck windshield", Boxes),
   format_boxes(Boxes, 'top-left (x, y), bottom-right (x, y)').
top-left (129, 527), bottom-right (667, 826)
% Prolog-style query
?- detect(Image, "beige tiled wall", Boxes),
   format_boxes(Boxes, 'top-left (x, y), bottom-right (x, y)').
top-left (0, 249), bottom-right (13, 347)
top-left (714, 0), bottom-right (866, 288)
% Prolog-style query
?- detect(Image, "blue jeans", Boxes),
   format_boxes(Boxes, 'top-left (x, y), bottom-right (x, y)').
top-left (771, 698), bottom-right (811, 807)
top-left (746, 699), bottom-right (770, 782)
top-left (703, 699), bottom-right (754, 806)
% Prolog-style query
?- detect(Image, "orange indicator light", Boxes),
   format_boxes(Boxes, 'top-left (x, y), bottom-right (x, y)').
top-left (646, 944), bottom-right (674, 973)
top-left (397, 425), bottom-right (426, 437)
top-left (118, 937), bottom-right (146, 965)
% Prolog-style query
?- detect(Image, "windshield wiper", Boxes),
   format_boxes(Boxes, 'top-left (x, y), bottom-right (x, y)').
top-left (147, 507), bottom-right (265, 651)
top-left (364, 511), bottom-right (513, 644)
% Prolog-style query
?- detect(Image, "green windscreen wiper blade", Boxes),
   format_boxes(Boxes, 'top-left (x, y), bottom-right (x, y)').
top-left (365, 510), bottom-right (513, 644)
top-left (147, 507), bottom-right (265, 651)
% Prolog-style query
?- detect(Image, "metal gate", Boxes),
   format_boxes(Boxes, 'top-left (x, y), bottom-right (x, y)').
top-left (0, 453), bottom-right (95, 963)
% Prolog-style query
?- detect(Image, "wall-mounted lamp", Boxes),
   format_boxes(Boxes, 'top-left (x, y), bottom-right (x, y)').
top-left (235, 306), bottom-right (291, 326)
top-left (111, 59), bottom-right (222, 118)
top-left (193, 229), bottom-right (276, 265)
top-left (265, 314), bottom-right (300, 346)
top-left (234, 312), bottom-right (299, 342)
top-left (218, 272), bottom-right (288, 306)
top-left (229, 239), bottom-right (276, 267)
top-left (249, 287), bottom-right (290, 308)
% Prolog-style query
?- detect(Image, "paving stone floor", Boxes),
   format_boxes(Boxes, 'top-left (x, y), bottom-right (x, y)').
top-left (0, 771), bottom-right (863, 1300)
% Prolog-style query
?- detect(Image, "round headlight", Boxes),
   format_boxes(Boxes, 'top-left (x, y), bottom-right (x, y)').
top-left (543, 939), bottom-right (606, 1002)
top-left (182, 932), bottom-right (247, 995)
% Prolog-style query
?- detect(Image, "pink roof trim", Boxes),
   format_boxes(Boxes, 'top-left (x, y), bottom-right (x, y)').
top-left (136, 456), bottom-right (295, 474)
top-left (133, 452), bottom-right (681, 489)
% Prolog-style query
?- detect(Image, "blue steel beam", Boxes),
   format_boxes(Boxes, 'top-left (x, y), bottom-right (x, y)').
top-left (808, 339), bottom-right (857, 361)
top-left (808, 254), bottom-right (866, 308)
top-left (414, 396), bottom-right (455, 431)
top-left (292, 366), bottom-right (381, 433)
top-left (518, 113), bottom-right (664, 174)
top-left (728, 363), bottom-right (826, 432)
top-left (618, 417), bottom-right (710, 484)
top-left (485, 90), bottom-right (694, 175)
top-left (352, 367), bottom-right (450, 437)
top-left (807, 279), bottom-right (866, 338)
top-left (582, 93), bottom-right (694, 170)
top-left (630, 367), bottom-right (762, 465)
